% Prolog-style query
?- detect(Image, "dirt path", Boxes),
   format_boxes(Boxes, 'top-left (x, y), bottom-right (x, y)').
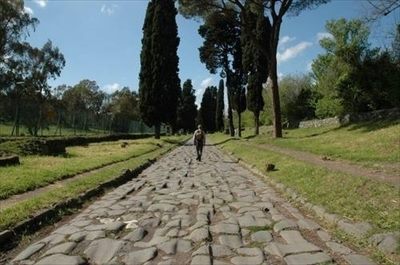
top-left (244, 142), bottom-right (400, 187)
top-left (8, 145), bottom-right (377, 265)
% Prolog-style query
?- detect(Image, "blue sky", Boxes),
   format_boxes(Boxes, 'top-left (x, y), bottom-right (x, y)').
top-left (24, 0), bottom-right (398, 105)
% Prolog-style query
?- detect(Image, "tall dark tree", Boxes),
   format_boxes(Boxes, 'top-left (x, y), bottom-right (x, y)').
top-left (215, 79), bottom-right (225, 132)
top-left (199, 86), bottom-right (217, 132)
top-left (198, 9), bottom-right (240, 136)
top-left (138, 0), bottom-right (180, 139)
top-left (177, 79), bottom-right (197, 132)
top-left (241, 2), bottom-right (269, 135)
top-left (178, 0), bottom-right (330, 138)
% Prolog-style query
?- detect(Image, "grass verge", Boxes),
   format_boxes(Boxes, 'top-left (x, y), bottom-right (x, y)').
top-left (0, 138), bottom-right (176, 200)
top-left (0, 136), bottom-right (186, 231)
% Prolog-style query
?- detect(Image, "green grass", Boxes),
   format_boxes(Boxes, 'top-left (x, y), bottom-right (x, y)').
top-left (0, 123), bottom-right (104, 137)
top-left (0, 139), bottom-right (183, 231)
top-left (0, 137), bottom-right (183, 200)
top-left (209, 134), bottom-right (400, 233)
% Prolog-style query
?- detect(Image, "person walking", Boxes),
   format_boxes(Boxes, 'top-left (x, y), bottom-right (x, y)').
top-left (193, 125), bottom-right (206, 161)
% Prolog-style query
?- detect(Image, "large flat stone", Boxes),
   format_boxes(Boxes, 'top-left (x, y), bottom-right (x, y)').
top-left (219, 235), bottom-right (242, 248)
top-left (189, 227), bottom-right (210, 242)
top-left (211, 223), bottom-right (239, 235)
top-left (191, 255), bottom-right (211, 265)
top-left (42, 242), bottom-right (77, 257)
top-left (35, 254), bottom-right (86, 265)
top-left (344, 254), bottom-right (377, 265)
top-left (124, 247), bottom-right (158, 265)
top-left (13, 243), bottom-right (45, 261)
top-left (273, 219), bottom-right (298, 233)
top-left (123, 227), bottom-right (147, 242)
top-left (326, 241), bottom-right (352, 255)
top-left (337, 221), bottom-right (372, 239)
top-left (265, 242), bottom-right (321, 257)
top-left (280, 230), bottom-right (307, 244)
top-left (84, 238), bottom-right (124, 264)
top-left (284, 252), bottom-right (332, 265)
top-left (251, 231), bottom-right (273, 243)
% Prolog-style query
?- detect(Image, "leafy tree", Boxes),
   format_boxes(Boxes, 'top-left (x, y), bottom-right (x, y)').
top-left (177, 79), bottom-right (197, 133)
top-left (241, 2), bottom-right (269, 135)
top-left (199, 86), bottom-right (217, 132)
top-left (215, 79), bottom-right (225, 132)
top-left (393, 24), bottom-right (400, 63)
top-left (198, 9), bottom-right (240, 136)
top-left (139, 0), bottom-right (181, 139)
top-left (178, 0), bottom-right (330, 138)
top-left (364, 0), bottom-right (400, 21)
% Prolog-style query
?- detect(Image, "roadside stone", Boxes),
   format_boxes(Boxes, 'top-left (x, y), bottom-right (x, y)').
top-left (297, 219), bottom-right (321, 230)
top-left (123, 227), bottom-right (147, 242)
top-left (191, 255), bottom-right (211, 265)
top-left (124, 247), bottom-right (158, 265)
top-left (326, 241), bottom-right (352, 254)
top-left (273, 219), bottom-right (298, 233)
top-left (369, 232), bottom-right (400, 254)
top-left (337, 220), bottom-right (372, 239)
top-left (344, 254), bottom-right (377, 265)
top-left (84, 238), bottom-right (124, 264)
top-left (42, 242), bottom-right (76, 257)
top-left (284, 252), bottom-right (332, 265)
top-left (219, 235), bottom-right (242, 248)
top-left (251, 231), bottom-right (273, 243)
top-left (316, 230), bottom-right (331, 242)
top-left (13, 243), bottom-right (45, 261)
top-left (35, 254), bottom-right (85, 265)
top-left (70, 220), bottom-right (92, 227)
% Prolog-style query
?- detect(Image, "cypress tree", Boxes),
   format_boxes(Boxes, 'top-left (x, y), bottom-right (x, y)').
top-left (177, 79), bottom-right (197, 132)
top-left (216, 79), bottom-right (225, 132)
top-left (138, 0), bottom-right (180, 138)
top-left (241, 2), bottom-right (269, 135)
top-left (200, 86), bottom-right (217, 132)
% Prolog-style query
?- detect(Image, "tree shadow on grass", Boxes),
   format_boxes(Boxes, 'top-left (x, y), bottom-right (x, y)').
top-left (340, 118), bottom-right (399, 133)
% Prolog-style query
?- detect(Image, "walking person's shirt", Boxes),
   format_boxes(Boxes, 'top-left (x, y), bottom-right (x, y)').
top-left (193, 129), bottom-right (206, 145)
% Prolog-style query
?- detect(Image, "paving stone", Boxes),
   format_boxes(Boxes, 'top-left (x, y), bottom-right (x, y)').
top-left (369, 232), bottom-right (400, 254)
top-left (85, 231), bottom-right (105, 240)
top-left (105, 221), bottom-right (126, 232)
top-left (13, 243), bottom-right (46, 261)
top-left (191, 255), bottom-right (211, 265)
top-left (70, 220), bottom-right (92, 227)
top-left (192, 245), bottom-right (209, 256)
top-left (231, 248), bottom-right (264, 265)
top-left (219, 235), bottom-right (242, 249)
top-left (135, 236), bottom-right (169, 248)
top-left (211, 223), bottom-right (240, 234)
top-left (189, 227), bottom-right (210, 242)
top-left (54, 225), bottom-right (81, 235)
top-left (273, 219), bottom-right (298, 233)
top-left (41, 243), bottom-right (76, 259)
top-left (280, 230), bottom-right (307, 244)
top-left (84, 224), bottom-right (107, 231)
top-left (211, 244), bottom-right (234, 257)
top-left (344, 254), bottom-right (377, 265)
top-left (147, 203), bottom-right (177, 212)
top-left (69, 232), bottom-right (87, 242)
top-left (251, 231), bottom-right (273, 243)
top-left (284, 252), bottom-right (332, 265)
top-left (124, 247), bottom-right (158, 265)
top-left (326, 241), bottom-right (352, 254)
top-left (84, 238), bottom-right (125, 264)
top-left (123, 227), bottom-right (147, 242)
top-left (35, 254), bottom-right (86, 265)
top-left (237, 247), bottom-right (263, 256)
top-left (38, 234), bottom-right (66, 245)
top-left (264, 242), bottom-right (321, 257)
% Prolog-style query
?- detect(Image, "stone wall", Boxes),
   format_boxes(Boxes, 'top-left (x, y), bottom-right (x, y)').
top-left (298, 108), bottom-right (399, 129)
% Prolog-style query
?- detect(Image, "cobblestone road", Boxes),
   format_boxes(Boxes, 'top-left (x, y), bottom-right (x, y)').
top-left (11, 145), bottom-right (376, 265)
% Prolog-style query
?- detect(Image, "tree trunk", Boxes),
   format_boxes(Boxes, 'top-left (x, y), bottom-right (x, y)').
top-left (254, 111), bottom-right (260, 135)
top-left (154, 123), bottom-right (161, 139)
top-left (12, 102), bottom-right (20, 136)
top-left (238, 111), bottom-right (242, 137)
top-left (270, 56), bottom-right (283, 138)
top-left (72, 113), bottom-right (76, 135)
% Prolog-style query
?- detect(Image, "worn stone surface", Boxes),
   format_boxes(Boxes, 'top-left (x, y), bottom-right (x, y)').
top-left (344, 254), bottom-right (377, 265)
top-left (11, 145), bottom-right (376, 265)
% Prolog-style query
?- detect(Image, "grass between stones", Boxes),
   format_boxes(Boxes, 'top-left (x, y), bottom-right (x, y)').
top-left (209, 132), bottom-right (400, 233)
top-left (0, 138), bottom-right (176, 200)
top-left (0, 136), bottom-right (186, 231)
top-left (247, 225), bottom-right (273, 233)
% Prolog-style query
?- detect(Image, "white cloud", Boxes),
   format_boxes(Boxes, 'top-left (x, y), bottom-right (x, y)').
top-left (195, 77), bottom-right (214, 106)
top-left (24, 6), bottom-right (34, 15)
top-left (102, 83), bottom-right (122, 94)
top-left (101, 4), bottom-right (118, 16)
top-left (316, 32), bottom-right (333, 41)
top-left (306, 61), bottom-right (313, 72)
top-left (277, 41), bottom-right (313, 63)
top-left (280, 36), bottom-right (296, 45)
top-left (34, 0), bottom-right (48, 8)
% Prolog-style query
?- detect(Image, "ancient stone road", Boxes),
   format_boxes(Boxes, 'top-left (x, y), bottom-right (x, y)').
top-left (11, 145), bottom-right (376, 265)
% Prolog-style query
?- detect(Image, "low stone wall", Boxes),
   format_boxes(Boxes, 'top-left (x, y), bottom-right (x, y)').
top-left (299, 108), bottom-right (399, 129)
top-left (0, 155), bottom-right (20, 167)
